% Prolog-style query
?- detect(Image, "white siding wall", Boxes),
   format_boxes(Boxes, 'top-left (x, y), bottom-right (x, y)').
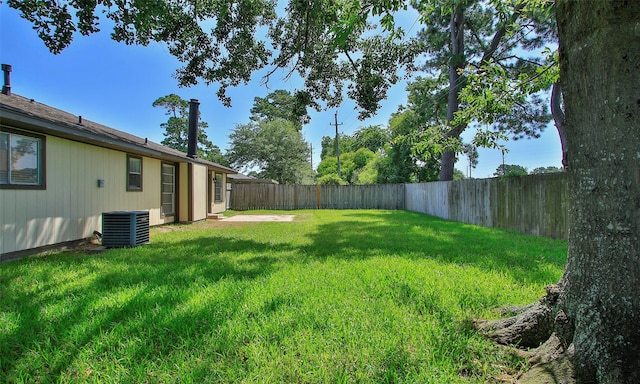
top-left (1, 135), bottom-right (175, 255)
top-left (191, 163), bottom-right (208, 222)
top-left (210, 172), bottom-right (227, 214)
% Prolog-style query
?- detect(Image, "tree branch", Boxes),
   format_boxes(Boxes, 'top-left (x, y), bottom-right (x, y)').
top-left (479, 3), bottom-right (525, 66)
top-left (465, 19), bottom-right (488, 53)
top-left (343, 50), bottom-right (360, 75)
top-left (497, 55), bottom-right (544, 67)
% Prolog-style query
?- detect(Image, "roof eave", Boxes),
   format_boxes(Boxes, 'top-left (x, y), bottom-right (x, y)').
top-left (1, 108), bottom-right (189, 162)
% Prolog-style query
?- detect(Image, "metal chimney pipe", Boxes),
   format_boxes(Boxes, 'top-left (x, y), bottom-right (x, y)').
top-left (2, 64), bottom-right (12, 96)
top-left (187, 99), bottom-right (200, 158)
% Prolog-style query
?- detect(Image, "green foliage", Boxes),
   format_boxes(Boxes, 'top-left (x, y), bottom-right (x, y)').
top-left (317, 173), bottom-right (348, 185)
top-left (12, 0), bottom-right (558, 181)
top-left (316, 156), bottom-right (338, 177)
top-left (319, 134), bottom-right (357, 161)
top-left (8, 0), bottom-right (421, 115)
top-left (230, 89), bottom-right (316, 182)
top-left (383, 90), bottom-right (450, 183)
top-left (494, 164), bottom-right (528, 177)
top-left (227, 119), bottom-right (311, 184)
top-left (316, 141), bottom-right (378, 185)
top-left (352, 125), bottom-right (389, 153)
top-left (408, 0), bottom-right (557, 179)
top-left (456, 63), bottom-right (553, 141)
top-left (531, 166), bottom-right (563, 174)
top-left (315, 151), bottom-right (364, 185)
top-left (10, 0), bottom-right (558, 172)
top-left (152, 94), bottom-right (188, 118)
top-left (404, 76), bottom-right (449, 125)
top-left (353, 158), bottom-right (379, 184)
top-left (319, 136), bottom-right (334, 161)
top-left (462, 143), bottom-right (478, 171)
top-left (250, 90), bottom-right (314, 131)
top-left (463, 20), bottom-right (556, 139)
top-left (352, 148), bottom-right (376, 169)
top-left (453, 168), bottom-right (466, 180)
top-left (0, 210), bottom-right (567, 383)
top-left (338, 151), bottom-right (358, 183)
top-left (384, 110), bottom-right (442, 183)
top-left (152, 94), bottom-right (228, 165)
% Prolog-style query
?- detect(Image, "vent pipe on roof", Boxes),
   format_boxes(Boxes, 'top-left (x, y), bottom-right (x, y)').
top-left (2, 64), bottom-right (12, 96)
top-left (187, 99), bottom-right (199, 159)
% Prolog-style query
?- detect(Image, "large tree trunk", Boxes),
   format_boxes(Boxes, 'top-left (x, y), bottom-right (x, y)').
top-left (439, 5), bottom-right (466, 181)
top-left (476, 1), bottom-right (640, 382)
top-left (439, 2), bottom-right (522, 181)
top-left (557, 0), bottom-right (640, 380)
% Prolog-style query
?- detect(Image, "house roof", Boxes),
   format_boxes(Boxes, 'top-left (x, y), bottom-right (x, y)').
top-left (0, 92), bottom-right (235, 173)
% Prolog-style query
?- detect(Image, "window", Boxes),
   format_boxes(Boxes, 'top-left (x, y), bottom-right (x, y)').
top-left (0, 129), bottom-right (45, 189)
top-left (214, 174), bottom-right (223, 203)
top-left (127, 154), bottom-right (142, 191)
top-left (161, 163), bottom-right (175, 216)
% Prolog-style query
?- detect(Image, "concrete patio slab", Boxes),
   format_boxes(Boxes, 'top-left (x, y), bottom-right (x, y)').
top-left (220, 215), bottom-right (295, 222)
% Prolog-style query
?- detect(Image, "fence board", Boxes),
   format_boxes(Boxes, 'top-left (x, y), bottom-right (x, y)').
top-left (404, 173), bottom-right (567, 239)
top-left (230, 173), bottom-right (568, 239)
top-left (231, 184), bottom-right (405, 211)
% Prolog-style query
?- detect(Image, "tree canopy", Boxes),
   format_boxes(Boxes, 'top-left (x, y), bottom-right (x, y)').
top-left (249, 90), bottom-right (315, 131)
top-left (408, 0), bottom-right (557, 180)
top-left (316, 121), bottom-right (441, 185)
top-left (152, 94), bottom-right (228, 165)
top-left (224, 89), bottom-right (313, 183)
top-left (493, 163), bottom-right (527, 177)
top-left (9, 0), bottom-right (558, 181)
top-left (226, 119), bottom-right (312, 184)
top-left (531, 165), bottom-right (563, 174)
top-left (8, 0), bottom-right (417, 117)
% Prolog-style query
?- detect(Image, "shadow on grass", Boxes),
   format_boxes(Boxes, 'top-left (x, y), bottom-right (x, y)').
top-left (303, 210), bottom-right (567, 284)
top-left (0, 210), bottom-right (566, 381)
top-left (0, 236), bottom-right (282, 381)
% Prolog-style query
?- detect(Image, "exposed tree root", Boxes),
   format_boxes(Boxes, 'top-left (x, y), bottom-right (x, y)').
top-left (475, 300), bottom-right (552, 347)
top-left (475, 285), bottom-right (561, 348)
top-left (474, 285), bottom-right (578, 383)
top-left (517, 344), bottom-right (576, 384)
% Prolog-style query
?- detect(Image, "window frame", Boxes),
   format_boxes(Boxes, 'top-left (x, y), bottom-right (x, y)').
top-left (126, 154), bottom-right (143, 191)
top-left (0, 128), bottom-right (46, 190)
top-left (161, 162), bottom-right (176, 216)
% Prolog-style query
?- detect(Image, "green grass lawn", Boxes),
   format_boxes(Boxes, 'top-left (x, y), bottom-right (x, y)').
top-left (0, 210), bottom-right (567, 383)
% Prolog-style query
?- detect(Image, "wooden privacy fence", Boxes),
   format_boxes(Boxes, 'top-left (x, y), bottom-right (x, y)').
top-left (405, 172), bottom-right (568, 239)
top-left (230, 184), bottom-right (405, 210)
top-left (230, 173), bottom-right (568, 239)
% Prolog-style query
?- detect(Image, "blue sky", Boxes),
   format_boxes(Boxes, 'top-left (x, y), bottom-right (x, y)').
top-left (0, 4), bottom-right (562, 178)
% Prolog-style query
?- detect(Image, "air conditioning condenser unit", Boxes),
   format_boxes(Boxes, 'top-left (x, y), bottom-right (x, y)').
top-left (102, 211), bottom-right (150, 247)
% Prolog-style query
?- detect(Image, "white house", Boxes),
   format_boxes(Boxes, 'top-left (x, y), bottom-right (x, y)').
top-left (1, 90), bottom-right (234, 260)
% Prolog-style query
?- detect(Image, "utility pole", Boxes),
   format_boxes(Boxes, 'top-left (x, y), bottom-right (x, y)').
top-left (310, 143), bottom-right (313, 170)
top-left (330, 111), bottom-right (343, 177)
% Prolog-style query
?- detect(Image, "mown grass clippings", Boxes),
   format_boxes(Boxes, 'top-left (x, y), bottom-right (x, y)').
top-left (0, 210), bottom-right (567, 383)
